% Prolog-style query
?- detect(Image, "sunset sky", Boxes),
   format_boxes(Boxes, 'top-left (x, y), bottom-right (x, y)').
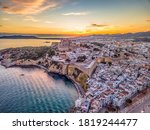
top-left (0, 0), bottom-right (150, 35)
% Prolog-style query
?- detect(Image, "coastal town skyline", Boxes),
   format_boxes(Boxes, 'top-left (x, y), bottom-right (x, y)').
top-left (0, 0), bottom-right (150, 35)
top-left (0, 0), bottom-right (149, 113)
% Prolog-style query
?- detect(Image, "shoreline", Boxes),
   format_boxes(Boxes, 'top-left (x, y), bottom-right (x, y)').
top-left (0, 62), bottom-right (84, 113)
top-left (0, 62), bottom-right (84, 98)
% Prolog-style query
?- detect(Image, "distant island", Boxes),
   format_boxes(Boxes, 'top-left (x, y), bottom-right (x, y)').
top-left (89, 31), bottom-right (150, 39)
top-left (0, 35), bottom-right (62, 40)
top-left (0, 31), bottom-right (149, 40)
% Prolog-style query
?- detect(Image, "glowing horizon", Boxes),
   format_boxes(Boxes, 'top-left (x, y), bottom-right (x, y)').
top-left (0, 0), bottom-right (150, 35)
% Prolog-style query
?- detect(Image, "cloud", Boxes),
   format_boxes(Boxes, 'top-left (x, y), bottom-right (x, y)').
top-left (91, 24), bottom-right (108, 27)
top-left (24, 16), bottom-right (39, 22)
top-left (0, 25), bottom-right (2, 27)
top-left (63, 12), bottom-right (88, 16)
top-left (0, 0), bottom-right (66, 15)
top-left (146, 19), bottom-right (150, 22)
top-left (45, 21), bottom-right (53, 24)
top-left (2, 18), bottom-right (10, 21)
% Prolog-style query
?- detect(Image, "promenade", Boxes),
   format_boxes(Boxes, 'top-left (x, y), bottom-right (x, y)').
top-left (120, 89), bottom-right (150, 113)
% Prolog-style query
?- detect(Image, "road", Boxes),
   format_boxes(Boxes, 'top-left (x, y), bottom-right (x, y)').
top-left (119, 89), bottom-right (150, 113)
top-left (129, 97), bottom-right (150, 113)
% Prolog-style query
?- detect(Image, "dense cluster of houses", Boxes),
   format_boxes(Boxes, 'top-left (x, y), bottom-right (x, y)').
top-left (74, 40), bottom-right (150, 112)
top-left (0, 37), bottom-right (149, 113)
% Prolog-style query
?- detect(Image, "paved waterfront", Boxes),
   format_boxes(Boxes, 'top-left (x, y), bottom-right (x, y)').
top-left (129, 96), bottom-right (150, 113)
top-left (120, 89), bottom-right (150, 113)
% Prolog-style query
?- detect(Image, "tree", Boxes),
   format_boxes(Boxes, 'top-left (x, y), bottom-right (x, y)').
top-left (66, 59), bottom-right (71, 62)
top-left (108, 62), bottom-right (112, 66)
top-left (76, 55), bottom-right (87, 62)
top-left (92, 57), bottom-right (95, 60)
top-left (47, 48), bottom-right (55, 57)
top-left (116, 106), bottom-right (120, 112)
top-left (38, 61), bottom-right (41, 65)
top-left (126, 99), bottom-right (132, 104)
top-left (93, 48), bottom-right (100, 51)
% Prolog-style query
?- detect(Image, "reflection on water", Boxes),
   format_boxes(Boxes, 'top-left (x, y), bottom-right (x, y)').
top-left (0, 39), bottom-right (60, 50)
top-left (0, 65), bottom-right (78, 113)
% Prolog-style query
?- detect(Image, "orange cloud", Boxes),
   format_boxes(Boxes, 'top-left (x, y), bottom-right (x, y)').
top-left (0, 0), bottom-right (65, 15)
top-left (91, 24), bottom-right (108, 27)
top-left (24, 16), bottom-right (39, 22)
top-left (146, 19), bottom-right (150, 22)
